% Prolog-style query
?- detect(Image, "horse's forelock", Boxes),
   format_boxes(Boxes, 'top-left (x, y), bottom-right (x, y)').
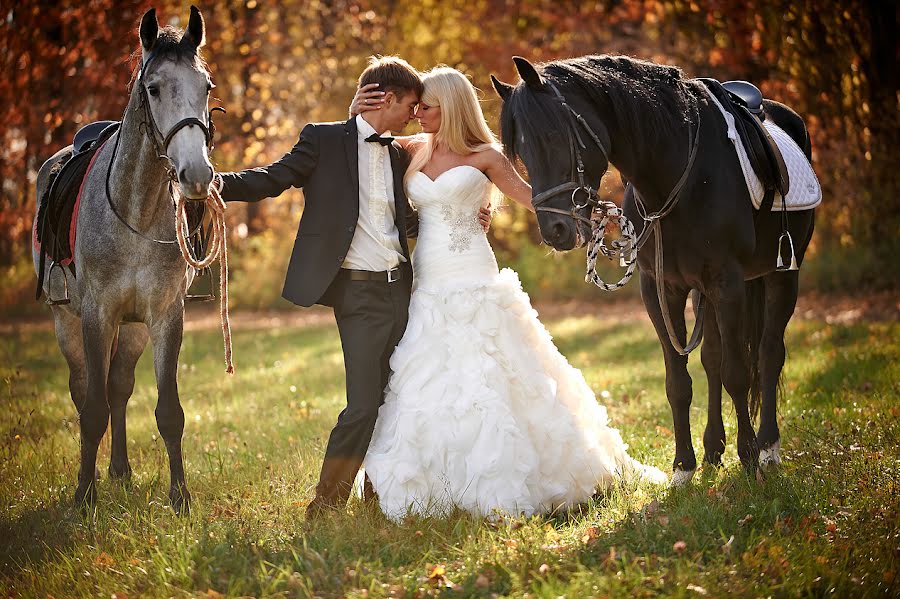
top-left (501, 82), bottom-right (571, 172)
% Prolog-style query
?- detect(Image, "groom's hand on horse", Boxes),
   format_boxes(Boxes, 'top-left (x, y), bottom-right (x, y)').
top-left (349, 83), bottom-right (386, 118)
top-left (479, 206), bottom-right (492, 232)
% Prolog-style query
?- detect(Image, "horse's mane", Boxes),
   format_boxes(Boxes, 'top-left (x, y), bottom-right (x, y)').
top-left (501, 55), bottom-right (694, 167)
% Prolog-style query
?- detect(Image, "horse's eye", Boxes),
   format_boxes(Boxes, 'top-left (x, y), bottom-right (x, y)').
top-left (147, 85), bottom-right (160, 98)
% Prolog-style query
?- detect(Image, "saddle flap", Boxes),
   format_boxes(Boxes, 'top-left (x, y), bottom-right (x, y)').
top-left (700, 79), bottom-right (789, 203)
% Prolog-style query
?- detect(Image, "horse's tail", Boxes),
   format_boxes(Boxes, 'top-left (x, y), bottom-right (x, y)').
top-left (745, 277), bottom-right (765, 422)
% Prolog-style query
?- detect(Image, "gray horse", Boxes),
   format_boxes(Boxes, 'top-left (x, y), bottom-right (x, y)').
top-left (32, 6), bottom-right (215, 513)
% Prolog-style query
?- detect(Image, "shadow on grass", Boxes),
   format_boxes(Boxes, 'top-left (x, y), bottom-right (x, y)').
top-left (0, 495), bottom-right (80, 577)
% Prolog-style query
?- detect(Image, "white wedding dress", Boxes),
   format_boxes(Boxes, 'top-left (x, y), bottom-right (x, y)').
top-left (364, 165), bottom-right (666, 521)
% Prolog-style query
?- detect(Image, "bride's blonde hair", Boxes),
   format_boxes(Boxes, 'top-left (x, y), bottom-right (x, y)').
top-left (406, 66), bottom-right (500, 184)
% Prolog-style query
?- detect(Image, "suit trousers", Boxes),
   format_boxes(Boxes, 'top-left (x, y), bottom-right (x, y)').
top-left (307, 271), bottom-right (411, 515)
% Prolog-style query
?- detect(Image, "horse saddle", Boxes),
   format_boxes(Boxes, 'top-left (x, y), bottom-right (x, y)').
top-left (34, 121), bottom-right (120, 300)
top-left (73, 120), bottom-right (120, 153)
top-left (700, 79), bottom-right (790, 213)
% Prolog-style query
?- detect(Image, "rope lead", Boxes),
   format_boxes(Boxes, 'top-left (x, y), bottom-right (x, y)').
top-left (174, 175), bottom-right (233, 374)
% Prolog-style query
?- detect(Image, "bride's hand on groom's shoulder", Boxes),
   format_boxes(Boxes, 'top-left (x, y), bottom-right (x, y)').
top-left (349, 83), bottom-right (386, 118)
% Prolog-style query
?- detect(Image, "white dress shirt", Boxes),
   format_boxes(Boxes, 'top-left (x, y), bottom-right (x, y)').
top-left (342, 115), bottom-right (405, 271)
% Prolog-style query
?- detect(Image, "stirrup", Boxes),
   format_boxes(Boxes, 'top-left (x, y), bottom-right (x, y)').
top-left (46, 261), bottom-right (71, 305)
top-left (776, 231), bottom-right (799, 271)
top-left (185, 267), bottom-right (215, 302)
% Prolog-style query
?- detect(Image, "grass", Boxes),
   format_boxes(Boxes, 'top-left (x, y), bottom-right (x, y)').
top-left (0, 307), bottom-right (897, 597)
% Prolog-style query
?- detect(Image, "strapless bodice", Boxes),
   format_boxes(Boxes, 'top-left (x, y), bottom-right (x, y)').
top-left (406, 166), bottom-right (498, 291)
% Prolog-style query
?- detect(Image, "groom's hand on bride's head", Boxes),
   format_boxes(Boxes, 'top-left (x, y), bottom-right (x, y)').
top-left (479, 206), bottom-right (492, 232)
top-left (349, 83), bottom-right (386, 118)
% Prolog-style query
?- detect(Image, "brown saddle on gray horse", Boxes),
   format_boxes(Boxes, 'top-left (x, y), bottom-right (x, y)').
top-left (34, 121), bottom-right (120, 300)
top-left (699, 79), bottom-right (790, 213)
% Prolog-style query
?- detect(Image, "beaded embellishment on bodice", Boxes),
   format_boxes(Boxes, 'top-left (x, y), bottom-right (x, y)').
top-left (405, 165), bottom-right (498, 290)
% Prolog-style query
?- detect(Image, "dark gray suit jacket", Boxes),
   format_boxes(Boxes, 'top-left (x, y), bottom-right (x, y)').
top-left (219, 118), bottom-right (417, 307)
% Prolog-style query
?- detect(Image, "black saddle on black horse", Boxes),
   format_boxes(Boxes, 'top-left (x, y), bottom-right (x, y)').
top-left (34, 120), bottom-right (120, 300)
top-left (699, 79), bottom-right (790, 213)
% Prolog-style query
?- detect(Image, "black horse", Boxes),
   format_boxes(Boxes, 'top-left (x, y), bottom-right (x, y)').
top-left (492, 55), bottom-right (815, 483)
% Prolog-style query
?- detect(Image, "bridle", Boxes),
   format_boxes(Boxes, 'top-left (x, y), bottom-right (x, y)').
top-left (104, 51), bottom-right (225, 245)
top-left (528, 81), bottom-right (611, 231)
top-left (526, 78), bottom-right (706, 355)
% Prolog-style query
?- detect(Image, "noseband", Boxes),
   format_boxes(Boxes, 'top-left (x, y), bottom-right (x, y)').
top-left (104, 51), bottom-right (225, 245)
top-left (528, 81), bottom-right (611, 228)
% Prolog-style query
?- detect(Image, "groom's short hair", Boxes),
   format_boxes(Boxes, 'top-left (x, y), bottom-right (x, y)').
top-left (359, 56), bottom-right (424, 98)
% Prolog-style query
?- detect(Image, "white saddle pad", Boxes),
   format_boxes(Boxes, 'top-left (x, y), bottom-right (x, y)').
top-left (703, 86), bottom-right (822, 211)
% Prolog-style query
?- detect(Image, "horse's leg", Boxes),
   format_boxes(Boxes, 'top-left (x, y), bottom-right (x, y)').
top-left (757, 270), bottom-right (799, 467)
top-left (701, 303), bottom-right (726, 467)
top-left (107, 323), bottom-right (150, 480)
top-left (639, 272), bottom-right (695, 485)
top-left (76, 300), bottom-right (117, 509)
top-left (149, 302), bottom-right (190, 514)
top-left (51, 307), bottom-right (86, 413)
top-left (713, 267), bottom-right (760, 474)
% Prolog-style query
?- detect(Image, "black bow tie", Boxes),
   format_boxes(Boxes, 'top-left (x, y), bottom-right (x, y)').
top-left (365, 133), bottom-right (394, 146)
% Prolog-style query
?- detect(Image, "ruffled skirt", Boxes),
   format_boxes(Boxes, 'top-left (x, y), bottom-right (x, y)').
top-left (364, 268), bottom-right (666, 521)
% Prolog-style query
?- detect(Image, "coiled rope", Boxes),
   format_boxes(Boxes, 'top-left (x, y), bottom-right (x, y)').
top-left (584, 201), bottom-right (638, 290)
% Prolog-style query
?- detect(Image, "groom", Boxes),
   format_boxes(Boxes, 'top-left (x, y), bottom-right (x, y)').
top-left (218, 57), bottom-right (489, 518)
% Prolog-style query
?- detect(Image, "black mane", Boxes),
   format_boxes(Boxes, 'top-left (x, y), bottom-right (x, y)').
top-left (501, 55), bottom-right (694, 167)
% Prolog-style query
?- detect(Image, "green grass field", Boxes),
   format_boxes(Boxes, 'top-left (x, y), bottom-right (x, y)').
top-left (1, 306), bottom-right (897, 598)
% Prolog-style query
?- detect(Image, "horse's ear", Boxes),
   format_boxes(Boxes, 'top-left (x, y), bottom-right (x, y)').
top-left (513, 56), bottom-right (543, 89)
top-left (182, 5), bottom-right (206, 49)
top-left (139, 8), bottom-right (158, 55)
top-left (491, 75), bottom-right (514, 101)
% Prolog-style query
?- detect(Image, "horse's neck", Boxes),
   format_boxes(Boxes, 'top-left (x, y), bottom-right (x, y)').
top-left (107, 92), bottom-right (173, 232)
top-left (602, 86), bottom-right (695, 211)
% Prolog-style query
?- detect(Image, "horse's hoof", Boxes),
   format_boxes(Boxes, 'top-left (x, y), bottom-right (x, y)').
top-left (759, 440), bottom-right (782, 468)
top-left (170, 486), bottom-right (191, 516)
top-left (671, 469), bottom-right (695, 487)
top-left (74, 480), bottom-right (97, 513)
top-left (108, 464), bottom-right (133, 482)
top-left (702, 452), bottom-right (724, 468)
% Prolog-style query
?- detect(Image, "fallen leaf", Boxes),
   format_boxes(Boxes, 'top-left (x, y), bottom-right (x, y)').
top-left (581, 526), bottom-right (600, 544)
top-left (673, 540), bottom-right (687, 554)
top-left (93, 552), bottom-right (114, 568)
top-left (538, 563), bottom-right (550, 575)
top-left (475, 574), bottom-right (490, 588)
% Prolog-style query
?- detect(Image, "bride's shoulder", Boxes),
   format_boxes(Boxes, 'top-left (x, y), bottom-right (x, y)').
top-left (472, 145), bottom-right (507, 170)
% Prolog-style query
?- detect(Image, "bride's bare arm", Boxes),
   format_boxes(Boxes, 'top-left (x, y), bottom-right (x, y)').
top-left (482, 149), bottom-right (535, 213)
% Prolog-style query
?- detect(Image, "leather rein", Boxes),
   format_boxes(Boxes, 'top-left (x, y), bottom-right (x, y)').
top-left (531, 80), bottom-right (706, 355)
top-left (103, 51), bottom-right (225, 245)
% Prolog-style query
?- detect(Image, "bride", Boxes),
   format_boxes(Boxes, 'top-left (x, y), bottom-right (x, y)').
top-left (352, 66), bottom-right (666, 521)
